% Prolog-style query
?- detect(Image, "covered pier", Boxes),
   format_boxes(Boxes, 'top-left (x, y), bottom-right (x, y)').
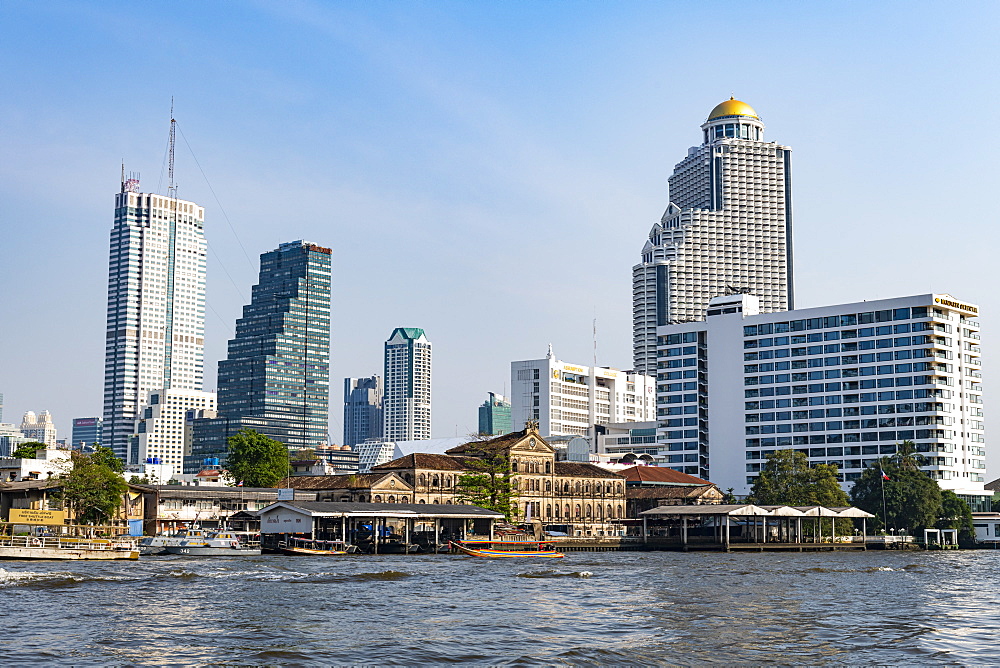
top-left (638, 504), bottom-right (875, 551)
top-left (258, 501), bottom-right (504, 554)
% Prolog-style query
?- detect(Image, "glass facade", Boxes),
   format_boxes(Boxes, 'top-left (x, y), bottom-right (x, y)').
top-left (478, 392), bottom-right (512, 436)
top-left (187, 241), bottom-right (331, 470)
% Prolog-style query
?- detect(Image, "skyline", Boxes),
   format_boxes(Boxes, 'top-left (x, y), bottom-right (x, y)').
top-left (1, 2), bottom-right (996, 466)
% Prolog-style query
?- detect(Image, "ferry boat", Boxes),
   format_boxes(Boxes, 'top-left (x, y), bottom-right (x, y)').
top-left (449, 540), bottom-right (565, 559)
top-left (138, 528), bottom-right (209, 556)
top-left (0, 534), bottom-right (139, 560)
top-left (279, 537), bottom-right (357, 556)
top-left (164, 531), bottom-right (262, 556)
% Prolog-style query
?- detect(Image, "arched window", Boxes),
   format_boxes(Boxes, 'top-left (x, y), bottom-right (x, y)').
top-left (575, 481), bottom-right (581, 493)
top-left (388, 495), bottom-right (395, 503)
top-left (616, 504), bottom-right (623, 519)
top-left (545, 460), bottom-right (551, 474)
top-left (585, 482), bottom-right (591, 494)
top-left (374, 495), bottom-right (382, 502)
top-left (418, 474), bottom-right (426, 487)
top-left (511, 460), bottom-right (519, 473)
top-left (546, 504), bottom-right (552, 518)
top-left (598, 505), bottom-right (604, 519)
top-left (419, 499), bottom-right (426, 504)
top-left (432, 475), bottom-right (439, 487)
top-left (554, 504), bottom-right (560, 517)
top-left (575, 504), bottom-right (581, 518)
top-left (563, 482), bottom-right (570, 493)
top-left (565, 504), bottom-right (571, 518)
top-left (585, 504), bottom-right (592, 518)
top-left (607, 504), bottom-right (614, 520)
top-left (617, 483), bottom-right (623, 494)
top-left (544, 480), bottom-right (551, 492)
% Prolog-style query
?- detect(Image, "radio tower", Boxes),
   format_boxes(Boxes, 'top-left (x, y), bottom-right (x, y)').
top-left (168, 97), bottom-right (177, 200)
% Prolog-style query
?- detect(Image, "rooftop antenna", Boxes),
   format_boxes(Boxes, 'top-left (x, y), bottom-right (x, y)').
top-left (593, 309), bottom-right (598, 368)
top-left (168, 97), bottom-right (177, 200)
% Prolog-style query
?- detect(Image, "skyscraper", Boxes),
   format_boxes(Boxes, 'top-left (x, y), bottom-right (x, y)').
top-left (343, 376), bottom-right (383, 447)
top-left (187, 241), bottom-right (331, 470)
top-left (478, 392), bottom-right (512, 436)
top-left (71, 417), bottom-right (103, 450)
top-left (103, 174), bottom-right (206, 461)
top-left (383, 328), bottom-right (432, 441)
top-left (633, 98), bottom-right (793, 374)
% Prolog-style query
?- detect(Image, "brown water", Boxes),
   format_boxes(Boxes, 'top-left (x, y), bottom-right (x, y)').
top-left (1, 549), bottom-right (997, 665)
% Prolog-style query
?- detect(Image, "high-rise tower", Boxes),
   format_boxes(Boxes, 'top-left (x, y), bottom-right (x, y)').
top-left (383, 328), bottom-right (432, 441)
top-left (186, 241), bottom-right (332, 470)
top-left (633, 98), bottom-right (793, 374)
top-left (103, 174), bottom-right (207, 461)
top-left (343, 376), bottom-right (383, 447)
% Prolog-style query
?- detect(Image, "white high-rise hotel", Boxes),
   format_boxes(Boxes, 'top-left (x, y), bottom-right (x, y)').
top-left (383, 328), bottom-right (432, 441)
top-left (102, 174), bottom-right (208, 462)
top-left (633, 98), bottom-right (792, 375)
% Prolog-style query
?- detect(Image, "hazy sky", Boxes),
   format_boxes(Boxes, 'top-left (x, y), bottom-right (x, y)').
top-left (1, 2), bottom-right (997, 460)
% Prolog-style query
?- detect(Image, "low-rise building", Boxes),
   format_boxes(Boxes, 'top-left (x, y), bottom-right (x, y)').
top-left (619, 465), bottom-right (723, 518)
top-left (276, 472), bottom-right (413, 503)
top-left (0, 446), bottom-right (72, 483)
top-left (135, 485), bottom-right (318, 534)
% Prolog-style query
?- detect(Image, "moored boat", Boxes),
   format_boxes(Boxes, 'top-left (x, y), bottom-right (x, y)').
top-left (138, 528), bottom-right (209, 556)
top-left (450, 540), bottom-right (565, 558)
top-left (0, 534), bottom-right (139, 561)
top-left (279, 537), bottom-right (356, 556)
top-left (164, 531), bottom-right (262, 556)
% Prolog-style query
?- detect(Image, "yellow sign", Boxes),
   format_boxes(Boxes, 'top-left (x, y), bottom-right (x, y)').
top-left (563, 365), bottom-right (586, 374)
top-left (9, 509), bottom-right (66, 525)
top-left (934, 297), bottom-right (978, 314)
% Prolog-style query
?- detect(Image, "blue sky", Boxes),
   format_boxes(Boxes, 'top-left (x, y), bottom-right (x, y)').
top-left (1, 1), bottom-right (997, 453)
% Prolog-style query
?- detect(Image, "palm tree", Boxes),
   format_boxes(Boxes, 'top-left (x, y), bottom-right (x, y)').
top-left (890, 440), bottom-right (926, 471)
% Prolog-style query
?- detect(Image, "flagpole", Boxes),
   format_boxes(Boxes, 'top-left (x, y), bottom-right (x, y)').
top-left (879, 469), bottom-right (888, 534)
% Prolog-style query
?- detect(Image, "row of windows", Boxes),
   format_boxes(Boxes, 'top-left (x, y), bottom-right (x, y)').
top-left (742, 307), bottom-right (929, 336)
top-left (744, 428), bottom-right (944, 441)
top-left (747, 375), bottom-right (935, 390)
top-left (747, 339), bottom-right (931, 357)
top-left (746, 324), bottom-right (931, 347)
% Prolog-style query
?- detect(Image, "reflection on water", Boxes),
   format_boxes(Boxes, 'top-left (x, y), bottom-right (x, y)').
top-left (0, 550), bottom-right (998, 664)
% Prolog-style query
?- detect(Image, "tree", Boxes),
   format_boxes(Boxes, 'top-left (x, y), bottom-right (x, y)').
top-left (292, 448), bottom-right (316, 461)
top-left (11, 442), bottom-right (47, 459)
top-left (225, 429), bottom-right (289, 488)
top-left (850, 456), bottom-right (942, 533)
top-left (455, 450), bottom-right (515, 519)
top-left (749, 450), bottom-right (850, 507)
top-left (52, 449), bottom-right (129, 525)
top-left (937, 490), bottom-right (975, 543)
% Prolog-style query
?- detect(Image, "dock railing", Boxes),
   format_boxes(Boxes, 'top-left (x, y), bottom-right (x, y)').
top-left (0, 535), bottom-right (138, 551)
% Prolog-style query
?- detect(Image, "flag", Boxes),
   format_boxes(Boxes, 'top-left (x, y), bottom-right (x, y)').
top-left (880, 469), bottom-right (891, 482)
top-left (237, 480), bottom-right (244, 487)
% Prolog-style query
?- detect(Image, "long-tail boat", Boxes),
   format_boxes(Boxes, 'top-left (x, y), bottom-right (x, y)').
top-left (449, 540), bottom-right (565, 558)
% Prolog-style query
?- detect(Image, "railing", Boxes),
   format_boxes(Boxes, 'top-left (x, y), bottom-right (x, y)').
top-left (0, 535), bottom-right (138, 551)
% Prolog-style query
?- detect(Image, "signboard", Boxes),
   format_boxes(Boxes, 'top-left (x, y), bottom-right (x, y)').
top-left (934, 297), bottom-right (978, 314)
top-left (277, 488), bottom-right (295, 501)
top-left (9, 509), bottom-right (66, 525)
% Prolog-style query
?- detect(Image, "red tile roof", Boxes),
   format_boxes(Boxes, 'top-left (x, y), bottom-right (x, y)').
top-left (553, 462), bottom-right (625, 479)
top-left (373, 453), bottom-right (478, 472)
top-left (618, 466), bottom-right (712, 486)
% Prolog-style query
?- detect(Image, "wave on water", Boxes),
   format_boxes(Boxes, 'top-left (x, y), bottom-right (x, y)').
top-left (0, 567), bottom-right (131, 588)
top-left (802, 565), bottom-right (911, 574)
top-left (517, 570), bottom-right (595, 579)
top-left (352, 570), bottom-right (411, 581)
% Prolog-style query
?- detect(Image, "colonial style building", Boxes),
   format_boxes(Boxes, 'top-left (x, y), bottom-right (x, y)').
top-left (374, 426), bottom-right (627, 536)
top-left (619, 465), bottom-right (723, 518)
top-left (277, 472), bottom-right (413, 504)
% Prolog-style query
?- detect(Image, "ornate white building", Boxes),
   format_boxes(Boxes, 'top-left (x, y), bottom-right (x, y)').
top-left (633, 98), bottom-right (793, 374)
top-left (20, 410), bottom-right (57, 446)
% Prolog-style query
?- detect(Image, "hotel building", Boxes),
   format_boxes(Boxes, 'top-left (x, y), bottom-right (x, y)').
top-left (383, 328), bottom-right (432, 441)
top-left (343, 376), bottom-right (383, 447)
top-left (133, 389), bottom-right (216, 476)
top-left (103, 176), bottom-right (206, 461)
top-left (511, 347), bottom-right (656, 438)
top-left (633, 98), bottom-right (793, 375)
top-left (654, 292), bottom-right (989, 509)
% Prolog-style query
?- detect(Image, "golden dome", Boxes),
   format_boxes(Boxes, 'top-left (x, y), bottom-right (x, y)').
top-left (708, 97), bottom-right (759, 120)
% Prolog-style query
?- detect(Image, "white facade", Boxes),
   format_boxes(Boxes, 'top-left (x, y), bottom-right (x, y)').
top-left (20, 410), bottom-right (57, 446)
top-left (0, 446), bottom-right (71, 482)
top-left (103, 178), bottom-right (207, 461)
top-left (383, 328), bottom-right (432, 441)
top-left (654, 293), bottom-right (989, 508)
top-left (134, 388), bottom-right (216, 476)
top-left (511, 347), bottom-right (656, 437)
top-left (634, 98), bottom-right (793, 375)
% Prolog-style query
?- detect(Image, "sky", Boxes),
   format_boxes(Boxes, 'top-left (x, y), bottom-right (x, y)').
top-left (1, 1), bottom-right (997, 462)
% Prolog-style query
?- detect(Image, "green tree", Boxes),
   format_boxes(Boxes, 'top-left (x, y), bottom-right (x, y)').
top-left (937, 490), bottom-right (975, 543)
top-left (11, 442), bottom-right (47, 459)
top-left (749, 450), bottom-right (850, 506)
top-left (455, 451), bottom-right (515, 519)
top-left (53, 450), bottom-right (130, 525)
top-left (850, 456), bottom-right (942, 533)
top-left (225, 429), bottom-right (289, 488)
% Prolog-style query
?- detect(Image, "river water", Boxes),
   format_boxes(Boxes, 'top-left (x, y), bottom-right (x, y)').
top-left (1, 549), bottom-right (998, 665)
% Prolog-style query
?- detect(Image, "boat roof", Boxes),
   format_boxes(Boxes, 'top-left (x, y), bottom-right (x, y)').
top-left (640, 504), bottom-right (874, 518)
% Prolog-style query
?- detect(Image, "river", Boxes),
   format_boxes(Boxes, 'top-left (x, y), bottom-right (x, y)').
top-left (1, 549), bottom-right (998, 665)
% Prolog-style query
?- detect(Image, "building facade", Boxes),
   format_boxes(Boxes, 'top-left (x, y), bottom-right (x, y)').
top-left (343, 375), bottom-right (383, 447)
top-left (133, 389), bottom-right (216, 476)
top-left (633, 98), bottom-right (793, 375)
top-left (187, 241), bottom-right (332, 471)
top-left (103, 176), bottom-right (207, 461)
top-left (383, 328), bottom-right (432, 441)
top-left (71, 417), bottom-right (103, 450)
top-left (511, 347), bottom-right (655, 437)
top-left (654, 292), bottom-right (989, 509)
top-left (20, 410), bottom-right (57, 446)
top-left (478, 392), bottom-right (512, 436)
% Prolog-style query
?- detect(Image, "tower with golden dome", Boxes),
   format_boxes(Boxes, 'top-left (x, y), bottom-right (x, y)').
top-left (632, 97), bottom-right (793, 375)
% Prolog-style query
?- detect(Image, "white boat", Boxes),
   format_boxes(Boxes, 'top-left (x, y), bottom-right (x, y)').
top-left (0, 534), bottom-right (139, 561)
top-left (138, 528), bottom-right (209, 555)
top-left (164, 531), bottom-right (262, 556)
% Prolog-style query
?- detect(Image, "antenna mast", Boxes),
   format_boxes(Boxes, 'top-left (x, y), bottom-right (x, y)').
top-left (168, 97), bottom-right (177, 199)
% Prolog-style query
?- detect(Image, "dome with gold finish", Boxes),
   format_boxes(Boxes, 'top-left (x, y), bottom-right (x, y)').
top-left (708, 97), bottom-right (759, 120)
